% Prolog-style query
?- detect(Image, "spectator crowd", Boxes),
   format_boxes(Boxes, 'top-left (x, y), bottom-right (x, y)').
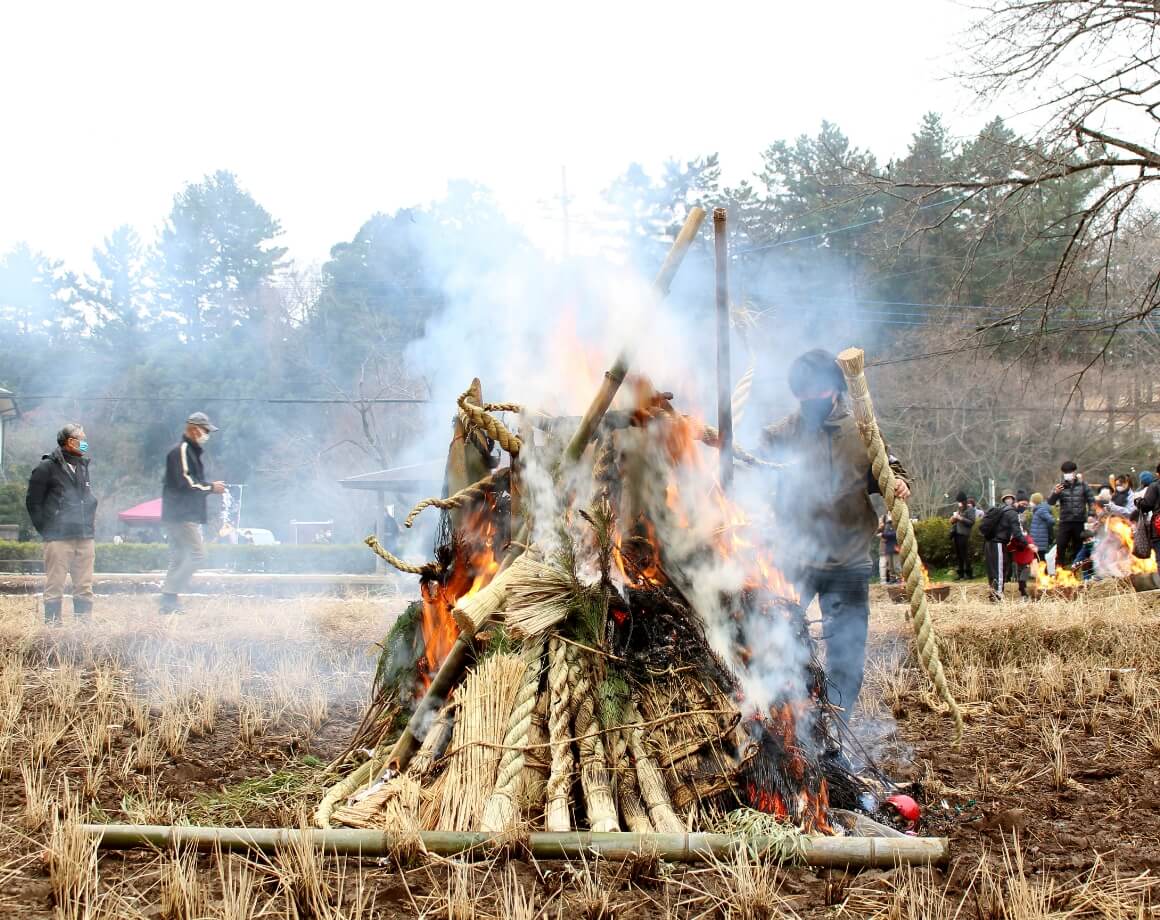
top-left (878, 461), bottom-right (1160, 602)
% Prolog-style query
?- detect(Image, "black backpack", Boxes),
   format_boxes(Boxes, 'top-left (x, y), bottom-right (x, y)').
top-left (978, 505), bottom-right (1004, 541)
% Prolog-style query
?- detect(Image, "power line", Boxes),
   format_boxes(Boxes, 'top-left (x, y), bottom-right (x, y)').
top-left (8, 395), bottom-right (429, 404)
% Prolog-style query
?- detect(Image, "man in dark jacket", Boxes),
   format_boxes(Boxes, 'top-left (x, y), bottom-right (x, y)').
top-left (762, 349), bottom-right (911, 717)
top-left (949, 492), bottom-right (978, 580)
top-left (160, 412), bottom-right (225, 613)
top-left (25, 424), bottom-right (98, 623)
top-left (1047, 460), bottom-right (1094, 565)
top-left (980, 490), bottom-right (1028, 601)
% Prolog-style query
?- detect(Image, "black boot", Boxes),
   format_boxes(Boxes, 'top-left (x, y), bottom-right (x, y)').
top-left (43, 598), bottom-right (62, 625)
top-left (159, 593), bottom-right (181, 614)
top-left (73, 598), bottom-right (93, 621)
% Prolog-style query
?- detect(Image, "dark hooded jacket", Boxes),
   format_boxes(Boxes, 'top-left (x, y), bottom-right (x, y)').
top-left (162, 436), bottom-right (214, 524)
top-left (25, 448), bottom-right (98, 541)
top-left (761, 396), bottom-right (910, 573)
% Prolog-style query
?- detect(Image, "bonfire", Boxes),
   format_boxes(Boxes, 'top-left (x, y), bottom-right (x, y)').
top-left (311, 214), bottom-right (953, 867)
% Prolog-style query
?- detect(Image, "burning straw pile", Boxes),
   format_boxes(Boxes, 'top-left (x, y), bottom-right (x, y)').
top-left (316, 215), bottom-right (948, 861)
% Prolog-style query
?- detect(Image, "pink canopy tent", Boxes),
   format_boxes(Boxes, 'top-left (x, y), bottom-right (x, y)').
top-left (118, 498), bottom-right (163, 525)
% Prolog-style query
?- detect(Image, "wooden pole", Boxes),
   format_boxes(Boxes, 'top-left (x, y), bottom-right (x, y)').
top-left (713, 207), bottom-right (733, 492)
top-left (80, 824), bottom-right (949, 868)
top-left (563, 207), bottom-right (706, 463)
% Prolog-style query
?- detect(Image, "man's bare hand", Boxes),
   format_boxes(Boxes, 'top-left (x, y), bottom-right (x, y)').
top-left (894, 480), bottom-right (911, 501)
top-left (211, 481), bottom-right (226, 494)
top-left (1053, 483), bottom-right (1065, 495)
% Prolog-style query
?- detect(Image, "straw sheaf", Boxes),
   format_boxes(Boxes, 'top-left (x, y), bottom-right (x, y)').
top-left (502, 557), bottom-right (579, 639)
top-left (544, 638), bottom-right (579, 832)
top-left (435, 653), bottom-right (527, 832)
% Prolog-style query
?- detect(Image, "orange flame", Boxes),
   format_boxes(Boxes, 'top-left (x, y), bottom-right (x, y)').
top-left (1106, 515), bottom-right (1158, 575)
top-left (416, 504), bottom-right (499, 695)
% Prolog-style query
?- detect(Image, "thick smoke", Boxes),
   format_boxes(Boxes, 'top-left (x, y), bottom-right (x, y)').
top-left (397, 211), bottom-right (881, 717)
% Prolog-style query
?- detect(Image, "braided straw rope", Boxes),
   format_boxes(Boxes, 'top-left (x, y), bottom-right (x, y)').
top-left (457, 388), bottom-right (523, 456)
top-left (544, 638), bottom-right (579, 831)
top-left (573, 658), bottom-right (619, 832)
top-left (403, 468), bottom-right (509, 529)
top-left (836, 347), bottom-right (963, 741)
top-left (363, 535), bottom-right (437, 577)
top-left (480, 640), bottom-right (545, 832)
top-left (731, 365), bottom-right (755, 428)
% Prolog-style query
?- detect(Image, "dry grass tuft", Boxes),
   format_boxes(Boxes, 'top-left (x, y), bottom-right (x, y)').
top-left (46, 797), bottom-right (100, 920)
top-left (159, 847), bottom-right (206, 920)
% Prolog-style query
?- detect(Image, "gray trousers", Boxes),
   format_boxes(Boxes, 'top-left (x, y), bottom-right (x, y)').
top-left (162, 522), bottom-right (205, 595)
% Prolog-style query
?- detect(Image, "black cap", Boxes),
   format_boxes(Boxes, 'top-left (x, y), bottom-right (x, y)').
top-left (955, 491), bottom-right (968, 503)
top-left (1015, 489), bottom-right (1029, 503)
top-left (788, 349), bottom-right (846, 398)
top-left (186, 411), bottom-right (219, 432)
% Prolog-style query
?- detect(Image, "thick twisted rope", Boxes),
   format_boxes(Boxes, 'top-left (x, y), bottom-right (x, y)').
top-left (363, 535), bottom-right (440, 578)
top-left (573, 657), bottom-right (619, 832)
top-left (544, 638), bottom-right (578, 831)
top-left (480, 640), bottom-right (545, 832)
top-left (457, 388), bottom-right (523, 456)
top-left (404, 468), bottom-right (510, 529)
top-left (836, 348), bottom-right (963, 741)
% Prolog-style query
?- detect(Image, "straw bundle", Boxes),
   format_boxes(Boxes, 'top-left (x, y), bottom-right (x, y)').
top-left (503, 557), bottom-right (578, 639)
top-left (638, 679), bottom-right (738, 768)
top-left (480, 641), bottom-right (545, 832)
top-left (574, 665), bottom-right (620, 833)
top-left (435, 653), bottom-right (527, 832)
top-left (516, 690), bottom-right (550, 816)
top-left (625, 704), bottom-right (685, 834)
top-left (331, 774), bottom-right (422, 832)
top-left (451, 553), bottom-right (538, 637)
top-left (545, 638), bottom-right (580, 832)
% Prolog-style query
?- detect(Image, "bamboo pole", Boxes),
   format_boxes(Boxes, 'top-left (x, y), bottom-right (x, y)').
top-left (79, 824), bottom-right (949, 868)
top-left (563, 207), bottom-right (706, 463)
top-left (713, 207), bottom-right (733, 492)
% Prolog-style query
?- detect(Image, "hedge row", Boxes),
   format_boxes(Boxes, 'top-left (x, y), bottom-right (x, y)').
top-left (0, 541), bottom-right (376, 574)
top-left (3, 518), bottom-right (986, 575)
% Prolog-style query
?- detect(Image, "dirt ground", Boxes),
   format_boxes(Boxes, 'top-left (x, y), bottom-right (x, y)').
top-left (1, 585), bottom-right (1158, 919)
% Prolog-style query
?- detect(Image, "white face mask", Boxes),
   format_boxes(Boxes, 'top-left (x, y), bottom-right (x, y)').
top-left (1063, 473), bottom-right (1076, 482)
top-left (195, 431), bottom-right (210, 447)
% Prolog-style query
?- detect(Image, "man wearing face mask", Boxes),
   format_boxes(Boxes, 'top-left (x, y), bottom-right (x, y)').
top-left (160, 412), bottom-right (226, 614)
top-left (25, 424), bottom-right (98, 623)
top-left (762, 349), bottom-right (911, 718)
top-left (1047, 460), bottom-right (1094, 566)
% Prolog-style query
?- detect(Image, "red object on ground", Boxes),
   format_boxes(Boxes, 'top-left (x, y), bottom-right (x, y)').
top-left (885, 794), bottom-right (921, 826)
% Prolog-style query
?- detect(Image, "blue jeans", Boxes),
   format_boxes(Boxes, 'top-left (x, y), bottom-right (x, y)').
top-left (795, 564), bottom-right (872, 716)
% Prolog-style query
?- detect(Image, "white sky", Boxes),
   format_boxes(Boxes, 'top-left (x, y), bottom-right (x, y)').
top-left (0, 1), bottom-right (983, 270)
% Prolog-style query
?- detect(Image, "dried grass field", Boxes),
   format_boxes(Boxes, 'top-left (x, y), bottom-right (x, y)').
top-left (0, 586), bottom-right (1158, 919)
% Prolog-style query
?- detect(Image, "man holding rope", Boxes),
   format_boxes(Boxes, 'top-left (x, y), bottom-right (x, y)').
top-left (762, 349), bottom-right (911, 717)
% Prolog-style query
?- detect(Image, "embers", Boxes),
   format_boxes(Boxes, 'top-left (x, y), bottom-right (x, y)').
top-left (741, 706), bottom-right (832, 834)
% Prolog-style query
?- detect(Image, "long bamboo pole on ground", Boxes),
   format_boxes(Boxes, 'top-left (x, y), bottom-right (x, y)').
top-left (80, 825), bottom-right (948, 868)
top-left (713, 207), bottom-right (733, 492)
top-left (835, 347), bottom-right (963, 740)
top-left (563, 207), bottom-right (706, 463)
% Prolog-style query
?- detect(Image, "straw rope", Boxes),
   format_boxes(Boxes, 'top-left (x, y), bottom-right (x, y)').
top-left (698, 423), bottom-right (784, 470)
top-left (545, 638), bottom-right (579, 831)
top-left (624, 703), bottom-right (685, 833)
top-left (457, 388), bottom-right (523, 456)
top-left (480, 640), bottom-right (545, 832)
top-left (731, 365), bottom-right (755, 428)
top-left (836, 347), bottom-right (963, 741)
top-left (403, 468), bottom-right (509, 529)
top-left (574, 657), bottom-right (619, 833)
top-left (363, 535), bottom-right (439, 577)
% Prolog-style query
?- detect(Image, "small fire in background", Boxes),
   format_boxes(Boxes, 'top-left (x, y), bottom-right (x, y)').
top-left (1105, 515), bottom-right (1159, 576)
